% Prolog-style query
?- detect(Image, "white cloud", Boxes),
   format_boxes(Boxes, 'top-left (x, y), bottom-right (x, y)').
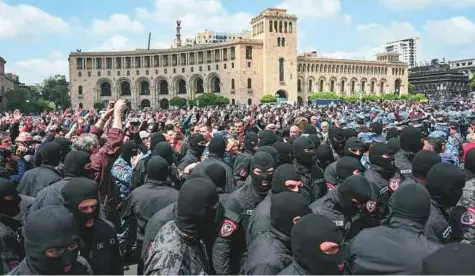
top-left (277, 0), bottom-right (341, 19)
top-left (379, 0), bottom-right (475, 10)
top-left (0, 0), bottom-right (70, 39)
top-left (320, 46), bottom-right (385, 61)
top-left (424, 16), bottom-right (475, 45)
top-left (8, 52), bottom-right (69, 84)
top-left (90, 14), bottom-right (144, 35)
top-left (356, 21), bottom-right (419, 46)
top-left (89, 35), bottom-right (139, 51)
top-left (135, 7), bottom-right (152, 21)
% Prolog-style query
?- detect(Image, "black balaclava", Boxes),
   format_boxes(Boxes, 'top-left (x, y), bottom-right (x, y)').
top-left (53, 137), bottom-right (72, 163)
top-left (154, 141), bottom-right (174, 166)
top-left (258, 130), bottom-right (277, 147)
top-left (293, 136), bottom-right (316, 167)
top-left (0, 178), bottom-right (21, 217)
top-left (147, 156), bottom-right (169, 182)
top-left (208, 136), bottom-right (226, 158)
top-left (344, 137), bottom-right (365, 160)
top-left (337, 175), bottom-right (372, 217)
top-left (369, 142), bottom-right (396, 179)
top-left (61, 177), bottom-right (99, 234)
top-left (291, 214), bottom-right (344, 275)
top-left (386, 128), bottom-right (400, 140)
top-left (257, 145), bottom-right (280, 166)
top-left (121, 140), bottom-right (138, 163)
top-left (189, 133), bottom-right (206, 156)
top-left (244, 132), bottom-right (259, 153)
top-left (63, 151), bottom-right (92, 178)
top-left (390, 183), bottom-right (431, 225)
top-left (149, 132), bottom-right (167, 153)
top-left (369, 122), bottom-right (383, 135)
top-left (303, 125), bottom-right (317, 135)
top-left (465, 148), bottom-right (475, 176)
top-left (426, 163), bottom-right (465, 209)
top-left (273, 141), bottom-right (293, 164)
top-left (191, 162), bottom-right (227, 192)
top-left (250, 152), bottom-right (275, 196)
top-left (336, 156), bottom-right (362, 181)
top-left (387, 137), bottom-right (401, 155)
top-left (41, 142), bottom-right (62, 166)
top-left (271, 163), bottom-right (300, 194)
top-left (412, 150), bottom-right (441, 179)
top-left (271, 192), bottom-right (311, 237)
top-left (24, 206), bottom-right (80, 275)
top-left (175, 177), bottom-right (219, 238)
top-left (422, 243), bottom-right (475, 275)
top-left (329, 127), bottom-right (345, 156)
top-left (343, 128), bottom-right (357, 140)
top-left (316, 144), bottom-right (335, 170)
top-left (306, 134), bottom-right (321, 148)
top-left (399, 126), bottom-right (423, 156)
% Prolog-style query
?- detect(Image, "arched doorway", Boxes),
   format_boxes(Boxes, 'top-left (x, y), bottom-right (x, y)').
top-left (210, 76), bottom-right (220, 93)
top-left (120, 81), bottom-right (131, 96)
top-left (100, 82), bottom-right (111, 96)
top-left (160, 99), bottom-right (169, 109)
top-left (159, 80), bottom-right (169, 95)
top-left (248, 98), bottom-right (252, 105)
top-left (395, 79), bottom-right (401, 95)
top-left (194, 78), bottom-right (204, 94)
top-left (231, 99), bottom-right (235, 105)
top-left (177, 79), bottom-right (186, 95)
top-left (141, 99), bottom-right (151, 109)
top-left (297, 96), bottom-right (303, 105)
top-left (275, 90), bottom-right (287, 103)
top-left (79, 103), bottom-right (83, 109)
top-left (140, 80), bottom-right (150, 95)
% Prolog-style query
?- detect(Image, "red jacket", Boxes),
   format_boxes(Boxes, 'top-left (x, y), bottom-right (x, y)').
top-left (463, 142), bottom-right (475, 162)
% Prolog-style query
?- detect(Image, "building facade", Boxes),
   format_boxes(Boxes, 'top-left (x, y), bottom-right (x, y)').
top-left (69, 8), bottom-right (409, 110)
top-left (0, 57), bottom-right (22, 111)
top-left (385, 37), bottom-right (420, 68)
top-left (449, 58), bottom-right (475, 78)
top-left (409, 59), bottom-right (470, 101)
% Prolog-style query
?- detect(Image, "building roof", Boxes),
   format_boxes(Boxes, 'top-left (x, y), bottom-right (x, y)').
top-left (385, 37), bottom-right (420, 44)
top-left (0, 56), bottom-right (5, 64)
top-left (69, 39), bottom-right (263, 57)
top-left (297, 54), bottom-right (407, 66)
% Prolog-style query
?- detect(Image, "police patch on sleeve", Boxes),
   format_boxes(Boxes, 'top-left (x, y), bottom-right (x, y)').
top-left (220, 219), bottom-right (238, 238)
top-left (388, 178), bottom-right (401, 192)
top-left (366, 200), bottom-right (376, 213)
top-left (461, 207), bottom-right (475, 226)
top-left (326, 182), bottom-right (335, 191)
top-left (239, 168), bottom-right (248, 178)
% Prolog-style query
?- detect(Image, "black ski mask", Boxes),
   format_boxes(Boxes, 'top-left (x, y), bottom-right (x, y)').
top-left (147, 156), bottom-right (169, 182)
top-left (250, 152), bottom-right (275, 196)
top-left (190, 162), bottom-right (227, 193)
top-left (329, 127), bottom-right (345, 156)
top-left (344, 137), bottom-right (365, 161)
top-left (189, 133), bottom-right (207, 156)
top-left (399, 126), bottom-right (423, 156)
top-left (175, 177), bottom-right (219, 238)
top-left (412, 150), bottom-right (441, 180)
top-left (61, 177), bottom-right (99, 234)
top-left (149, 132), bottom-right (167, 153)
top-left (24, 206), bottom-right (80, 275)
top-left (316, 144), bottom-right (335, 170)
top-left (258, 130), bottom-right (277, 147)
top-left (336, 156), bottom-right (363, 182)
top-left (154, 141), bottom-right (174, 166)
top-left (271, 192), bottom-right (311, 237)
top-left (208, 136), bottom-right (226, 158)
top-left (63, 151), bottom-right (92, 179)
top-left (273, 141), bottom-right (293, 164)
top-left (121, 140), bottom-right (138, 164)
top-left (257, 145), bottom-right (280, 167)
top-left (0, 178), bottom-right (21, 217)
top-left (293, 136), bottom-right (316, 167)
top-left (244, 132), bottom-right (259, 153)
top-left (464, 148), bottom-right (475, 176)
top-left (390, 183), bottom-right (431, 225)
top-left (53, 137), bottom-right (72, 163)
top-left (369, 142), bottom-right (396, 179)
top-left (291, 214), bottom-right (344, 275)
top-left (426, 163), bottom-right (465, 209)
top-left (337, 175), bottom-right (372, 217)
top-left (271, 163), bottom-right (301, 194)
top-left (41, 142), bottom-right (62, 166)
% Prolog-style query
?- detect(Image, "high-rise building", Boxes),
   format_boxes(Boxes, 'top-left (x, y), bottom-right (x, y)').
top-left (385, 37), bottom-right (420, 68)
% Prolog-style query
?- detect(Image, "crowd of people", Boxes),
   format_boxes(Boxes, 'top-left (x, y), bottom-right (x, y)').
top-left (1, 98), bottom-right (475, 274)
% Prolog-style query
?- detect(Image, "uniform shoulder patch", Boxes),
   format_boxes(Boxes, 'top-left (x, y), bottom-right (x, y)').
top-left (326, 182), bottom-right (335, 191)
top-left (220, 219), bottom-right (238, 238)
top-left (366, 200), bottom-right (376, 213)
top-left (239, 168), bottom-right (248, 178)
top-left (388, 178), bottom-right (401, 192)
top-left (461, 207), bottom-right (475, 226)
top-left (400, 169), bottom-right (412, 174)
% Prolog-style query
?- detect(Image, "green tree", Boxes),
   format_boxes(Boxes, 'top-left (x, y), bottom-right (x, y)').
top-left (6, 86), bottom-right (53, 114)
top-left (94, 101), bottom-right (106, 110)
top-left (260, 94), bottom-right (277, 103)
top-left (309, 92), bottom-right (340, 100)
top-left (196, 93), bottom-right (229, 107)
top-left (169, 96), bottom-right (187, 108)
top-left (408, 83), bottom-right (416, 94)
top-left (41, 75), bottom-right (70, 109)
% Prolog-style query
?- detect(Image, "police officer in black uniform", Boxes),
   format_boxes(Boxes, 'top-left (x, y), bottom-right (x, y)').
top-left (233, 132), bottom-right (258, 188)
top-left (394, 126), bottom-right (424, 180)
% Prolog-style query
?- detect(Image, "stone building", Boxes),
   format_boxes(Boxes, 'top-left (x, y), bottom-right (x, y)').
top-left (68, 8), bottom-right (409, 110)
top-left (0, 57), bottom-right (22, 111)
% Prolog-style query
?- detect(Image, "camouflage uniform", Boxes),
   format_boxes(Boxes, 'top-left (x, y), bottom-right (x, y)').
top-left (143, 220), bottom-right (211, 275)
top-left (454, 178), bottom-right (475, 244)
top-left (111, 156), bottom-right (134, 201)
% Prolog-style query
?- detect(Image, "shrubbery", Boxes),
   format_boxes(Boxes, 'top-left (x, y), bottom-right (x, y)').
top-left (308, 92), bottom-right (427, 103)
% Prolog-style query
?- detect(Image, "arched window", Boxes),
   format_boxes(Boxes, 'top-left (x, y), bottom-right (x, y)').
top-left (269, 20), bottom-right (273, 32)
top-left (319, 80), bottom-right (324, 92)
top-left (289, 22), bottom-right (293, 33)
top-left (279, 21), bottom-right (283, 33)
top-left (297, 79), bottom-right (302, 92)
top-left (78, 85), bottom-right (83, 95)
top-left (308, 79), bottom-right (313, 92)
top-left (231, 79), bottom-right (235, 90)
top-left (277, 37), bottom-right (281, 47)
top-left (248, 98), bottom-right (252, 105)
top-left (351, 81), bottom-right (356, 94)
top-left (101, 82), bottom-right (112, 96)
top-left (140, 80), bottom-right (150, 95)
top-left (279, 58), bottom-right (285, 82)
top-left (340, 80), bottom-right (345, 94)
top-left (361, 81), bottom-right (366, 93)
top-left (274, 21), bottom-right (278, 32)
top-left (247, 78), bottom-right (252, 89)
top-left (330, 80), bottom-right (335, 92)
top-left (282, 38), bottom-right (286, 47)
top-left (284, 22), bottom-right (288, 33)
top-left (371, 81), bottom-right (375, 93)
top-left (120, 81), bottom-right (130, 96)
top-left (380, 81), bottom-right (384, 93)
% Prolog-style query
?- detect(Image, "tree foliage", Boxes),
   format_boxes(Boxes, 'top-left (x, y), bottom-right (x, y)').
top-left (93, 102), bottom-right (106, 110)
top-left (41, 75), bottom-right (70, 108)
top-left (308, 92), bottom-right (340, 100)
top-left (169, 97), bottom-right (187, 108)
top-left (6, 87), bottom-right (53, 114)
top-left (408, 83), bottom-right (416, 94)
top-left (260, 94), bottom-right (277, 103)
top-left (196, 93), bottom-right (230, 107)
top-left (308, 92), bottom-right (427, 103)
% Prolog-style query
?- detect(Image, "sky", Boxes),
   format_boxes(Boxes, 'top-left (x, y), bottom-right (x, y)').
top-left (1, 0), bottom-right (475, 84)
